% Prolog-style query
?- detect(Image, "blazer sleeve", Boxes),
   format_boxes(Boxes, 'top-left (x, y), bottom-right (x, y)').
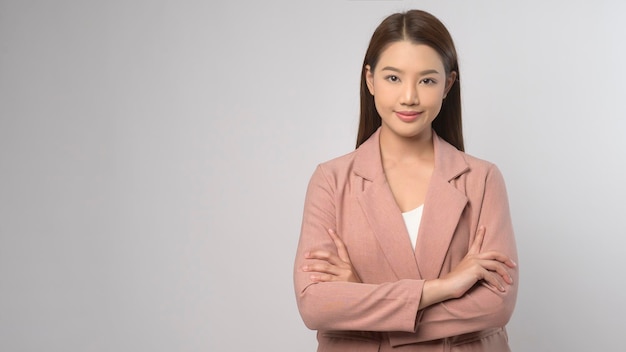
top-left (294, 165), bottom-right (425, 333)
top-left (393, 164), bottom-right (519, 344)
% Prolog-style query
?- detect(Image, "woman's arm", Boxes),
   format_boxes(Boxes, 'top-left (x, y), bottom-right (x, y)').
top-left (294, 165), bottom-right (425, 333)
top-left (304, 225), bottom-right (514, 307)
top-left (392, 164), bottom-right (518, 345)
top-left (418, 225), bottom-right (515, 308)
top-left (294, 164), bottom-right (517, 338)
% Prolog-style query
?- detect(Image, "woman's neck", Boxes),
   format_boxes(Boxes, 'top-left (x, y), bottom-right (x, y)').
top-left (379, 127), bottom-right (435, 166)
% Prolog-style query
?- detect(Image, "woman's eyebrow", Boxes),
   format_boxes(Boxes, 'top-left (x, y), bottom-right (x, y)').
top-left (380, 66), bottom-right (440, 75)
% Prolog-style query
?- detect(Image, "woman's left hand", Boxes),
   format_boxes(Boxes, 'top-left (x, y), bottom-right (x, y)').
top-left (302, 229), bottom-right (361, 283)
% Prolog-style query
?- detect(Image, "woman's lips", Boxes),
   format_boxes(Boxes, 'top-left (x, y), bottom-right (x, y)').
top-left (395, 111), bottom-right (421, 122)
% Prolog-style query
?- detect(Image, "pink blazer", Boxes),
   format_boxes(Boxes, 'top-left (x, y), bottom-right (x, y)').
top-left (294, 128), bottom-right (518, 352)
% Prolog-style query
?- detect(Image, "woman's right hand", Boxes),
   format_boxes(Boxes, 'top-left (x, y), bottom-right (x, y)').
top-left (301, 228), bottom-right (362, 284)
top-left (439, 226), bottom-right (516, 299)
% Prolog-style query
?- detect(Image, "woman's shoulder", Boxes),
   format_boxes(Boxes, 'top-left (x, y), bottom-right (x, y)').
top-left (435, 134), bottom-right (499, 177)
top-left (462, 151), bottom-right (496, 171)
top-left (456, 150), bottom-right (508, 190)
top-left (313, 149), bottom-right (360, 182)
top-left (303, 149), bottom-right (360, 193)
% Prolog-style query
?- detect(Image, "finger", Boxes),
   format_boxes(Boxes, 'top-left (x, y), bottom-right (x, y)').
top-left (477, 260), bottom-right (514, 284)
top-left (302, 262), bottom-right (341, 276)
top-left (305, 250), bottom-right (343, 266)
top-left (309, 273), bottom-right (336, 283)
top-left (327, 229), bottom-right (351, 264)
top-left (469, 226), bottom-right (486, 255)
top-left (476, 250), bottom-right (517, 268)
top-left (481, 270), bottom-right (507, 292)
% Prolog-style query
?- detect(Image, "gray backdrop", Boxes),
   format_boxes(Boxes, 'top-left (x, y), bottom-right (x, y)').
top-left (1, 1), bottom-right (625, 351)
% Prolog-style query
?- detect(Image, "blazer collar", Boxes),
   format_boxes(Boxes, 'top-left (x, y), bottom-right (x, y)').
top-left (353, 128), bottom-right (469, 280)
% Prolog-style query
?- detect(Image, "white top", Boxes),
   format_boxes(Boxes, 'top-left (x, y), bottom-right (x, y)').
top-left (402, 205), bottom-right (424, 250)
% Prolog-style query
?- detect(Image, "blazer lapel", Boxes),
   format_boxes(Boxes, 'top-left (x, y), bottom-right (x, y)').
top-left (352, 129), bottom-right (470, 281)
top-left (414, 133), bottom-right (469, 279)
top-left (353, 129), bottom-right (420, 280)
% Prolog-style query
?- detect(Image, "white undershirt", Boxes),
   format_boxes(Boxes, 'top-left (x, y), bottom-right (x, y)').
top-left (402, 205), bottom-right (424, 250)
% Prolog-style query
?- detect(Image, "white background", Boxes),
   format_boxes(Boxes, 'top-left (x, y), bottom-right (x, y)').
top-left (1, 1), bottom-right (625, 351)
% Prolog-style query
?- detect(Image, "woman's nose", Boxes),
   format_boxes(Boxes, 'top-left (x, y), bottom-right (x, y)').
top-left (401, 83), bottom-right (419, 105)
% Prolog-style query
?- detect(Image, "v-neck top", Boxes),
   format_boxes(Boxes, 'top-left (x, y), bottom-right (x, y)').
top-left (401, 204), bottom-right (424, 250)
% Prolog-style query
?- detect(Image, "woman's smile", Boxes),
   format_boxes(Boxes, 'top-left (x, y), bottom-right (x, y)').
top-left (395, 110), bottom-right (422, 122)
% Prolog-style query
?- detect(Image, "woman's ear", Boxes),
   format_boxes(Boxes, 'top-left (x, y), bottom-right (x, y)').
top-left (365, 65), bottom-right (375, 95)
top-left (444, 71), bottom-right (457, 98)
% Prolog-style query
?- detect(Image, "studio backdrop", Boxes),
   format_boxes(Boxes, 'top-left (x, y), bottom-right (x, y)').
top-left (1, 1), bottom-right (625, 351)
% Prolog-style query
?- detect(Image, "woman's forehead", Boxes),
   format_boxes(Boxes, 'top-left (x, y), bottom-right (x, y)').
top-left (376, 41), bottom-right (445, 73)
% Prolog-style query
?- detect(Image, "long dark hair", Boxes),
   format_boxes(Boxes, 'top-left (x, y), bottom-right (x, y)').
top-left (356, 10), bottom-right (464, 151)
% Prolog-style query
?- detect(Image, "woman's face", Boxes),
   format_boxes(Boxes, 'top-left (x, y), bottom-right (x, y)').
top-left (365, 41), bottom-right (455, 142)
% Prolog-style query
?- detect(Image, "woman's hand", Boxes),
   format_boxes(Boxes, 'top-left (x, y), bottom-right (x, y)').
top-left (301, 229), bottom-right (361, 283)
top-left (440, 226), bottom-right (516, 299)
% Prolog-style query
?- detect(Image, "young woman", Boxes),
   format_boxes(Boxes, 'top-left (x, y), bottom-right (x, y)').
top-left (294, 10), bottom-right (518, 352)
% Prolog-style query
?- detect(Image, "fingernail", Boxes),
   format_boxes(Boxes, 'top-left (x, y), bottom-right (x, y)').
top-left (302, 265), bottom-right (309, 271)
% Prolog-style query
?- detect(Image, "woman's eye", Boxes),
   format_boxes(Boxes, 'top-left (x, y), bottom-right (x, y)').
top-left (386, 75), bottom-right (399, 82)
top-left (421, 78), bottom-right (437, 85)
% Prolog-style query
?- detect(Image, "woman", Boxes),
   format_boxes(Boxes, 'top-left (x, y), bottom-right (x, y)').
top-left (294, 10), bottom-right (518, 352)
